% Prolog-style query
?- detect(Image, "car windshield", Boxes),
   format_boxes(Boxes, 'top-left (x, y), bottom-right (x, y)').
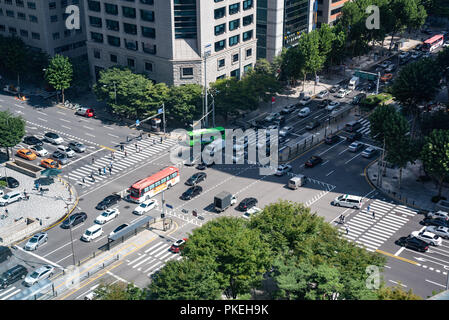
top-left (30, 272), bottom-right (39, 279)
top-left (29, 237), bottom-right (38, 243)
top-left (139, 203), bottom-right (147, 208)
top-left (101, 212), bottom-right (110, 217)
top-left (85, 230), bottom-right (92, 236)
top-left (2, 195), bottom-right (9, 199)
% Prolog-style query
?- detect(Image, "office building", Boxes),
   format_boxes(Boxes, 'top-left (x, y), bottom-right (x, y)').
top-left (316, 0), bottom-right (350, 28)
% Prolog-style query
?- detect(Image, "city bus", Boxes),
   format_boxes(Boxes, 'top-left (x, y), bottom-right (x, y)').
top-left (422, 34), bottom-right (444, 52)
top-left (128, 166), bottom-right (180, 203)
top-left (187, 127), bottom-right (226, 146)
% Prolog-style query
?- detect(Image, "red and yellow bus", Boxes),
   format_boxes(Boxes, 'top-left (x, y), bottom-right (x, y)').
top-left (422, 34), bottom-right (444, 52)
top-left (128, 166), bottom-right (180, 203)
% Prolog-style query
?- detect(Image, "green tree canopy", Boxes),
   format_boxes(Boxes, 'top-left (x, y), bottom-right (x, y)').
top-left (297, 30), bottom-right (325, 91)
top-left (0, 111), bottom-right (26, 160)
top-left (45, 54), bottom-right (73, 103)
top-left (165, 84), bottom-right (202, 128)
top-left (377, 283), bottom-right (422, 300)
top-left (94, 282), bottom-right (146, 300)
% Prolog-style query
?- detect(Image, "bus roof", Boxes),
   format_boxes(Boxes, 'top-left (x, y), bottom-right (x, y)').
top-left (424, 34), bottom-right (444, 44)
top-left (131, 166), bottom-right (179, 189)
top-left (187, 127), bottom-right (225, 135)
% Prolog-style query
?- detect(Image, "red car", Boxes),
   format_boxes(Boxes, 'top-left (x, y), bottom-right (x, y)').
top-left (169, 238), bottom-right (187, 253)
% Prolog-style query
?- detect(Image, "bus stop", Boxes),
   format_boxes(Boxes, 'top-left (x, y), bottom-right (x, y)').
top-left (105, 215), bottom-right (153, 250)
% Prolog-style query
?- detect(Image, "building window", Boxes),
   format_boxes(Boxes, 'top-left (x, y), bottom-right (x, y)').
top-left (20, 29), bottom-right (28, 37)
top-left (31, 32), bottom-right (40, 40)
top-left (107, 35), bottom-right (120, 47)
top-left (242, 14), bottom-right (253, 26)
top-left (214, 0), bottom-right (224, 2)
top-left (127, 58), bottom-right (135, 68)
top-left (215, 39), bottom-right (225, 52)
top-left (106, 19), bottom-right (119, 31)
top-left (232, 53), bottom-right (239, 63)
top-left (89, 16), bottom-right (102, 27)
top-left (5, 0), bottom-right (13, 4)
top-left (140, 9), bottom-right (154, 22)
top-left (182, 67), bottom-right (193, 77)
top-left (174, 0), bottom-right (197, 39)
top-left (0, 9), bottom-right (3, 16)
top-left (218, 58), bottom-right (225, 69)
top-left (9, 27), bottom-right (17, 34)
top-left (61, 0), bottom-right (67, 7)
top-left (243, 0), bottom-right (253, 10)
top-left (51, 15), bottom-right (58, 22)
top-left (16, 0), bottom-right (24, 7)
top-left (64, 29), bottom-right (71, 37)
top-left (229, 35), bottom-right (239, 47)
top-left (93, 50), bottom-right (100, 59)
top-left (122, 6), bottom-right (136, 18)
top-left (246, 48), bottom-right (252, 58)
top-left (243, 30), bottom-right (253, 41)
top-left (214, 7), bottom-right (225, 19)
top-left (104, 3), bottom-right (118, 15)
top-left (229, 3), bottom-right (239, 15)
top-left (145, 62), bottom-right (153, 71)
top-left (52, 32), bottom-right (60, 40)
top-left (17, 12), bottom-right (26, 20)
top-left (49, 1), bottom-right (56, 9)
top-left (27, 1), bottom-right (36, 9)
top-left (125, 39), bottom-right (138, 51)
top-left (140, 0), bottom-right (153, 4)
top-left (72, 0), bottom-right (79, 4)
top-left (141, 26), bottom-right (155, 38)
top-left (0, 25), bottom-right (6, 32)
top-left (214, 23), bottom-right (225, 36)
top-left (244, 63), bottom-right (253, 73)
top-left (124, 23), bottom-right (137, 35)
top-left (110, 54), bottom-right (117, 62)
top-left (88, 0), bottom-right (100, 12)
top-left (6, 10), bottom-right (14, 17)
top-left (91, 32), bottom-right (103, 42)
top-left (230, 68), bottom-right (240, 79)
top-left (217, 74), bottom-right (225, 80)
top-left (29, 14), bottom-right (38, 22)
top-left (142, 42), bottom-right (156, 54)
top-left (229, 19), bottom-right (239, 31)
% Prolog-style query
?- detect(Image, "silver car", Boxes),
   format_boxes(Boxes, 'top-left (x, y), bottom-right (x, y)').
top-left (68, 141), bottom-right (86, 153)
top-left (24, 265), bottom-right (54, 286)
top-left (24, 232), bottom-right (48, 251)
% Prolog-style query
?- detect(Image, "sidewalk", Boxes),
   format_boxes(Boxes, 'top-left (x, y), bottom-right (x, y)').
top-left (366, 160), bottom-right (447, 212)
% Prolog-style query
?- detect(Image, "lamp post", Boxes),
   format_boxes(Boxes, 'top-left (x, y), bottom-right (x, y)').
top-left (103, 82), bottom-right (117, 105)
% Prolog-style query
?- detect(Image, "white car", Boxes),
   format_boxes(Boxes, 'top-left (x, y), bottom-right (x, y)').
top-left (411, 230), bottom-right (442, 246)
top-left (317, 90), bottom-right (329, 99)
top-left (279, 126), bottom-right (293, 137)
top-left (57, 145), bottom-right (75, 158)
top-left (81, 224), bottom-right (104, 242)
top-left (242, 207), bottom-right (262, 219)
top-left (24, 265), bottom-right (54, 287)
top-left (275, 164), bottom-right (292, 176)
top-left (298, 107), bottom-right (311, 117)
top-left (326, 101), bottom-right (340, 111)
top-left (264, 112), bottom-right (280, 122)
top-left (132, 199), bottom-right (158, 215)
top-left (30, 145), bottom-right (49, 157)
top-left (44, 132), bottom-right (64, 145)
top-left (299, 96), bottom-right (312, 105)
top-left (427, 210), bottom-right (449, 220)
top-left (443, 41), bottom-right (449, 48)
top-left (94, 208), bottom-right (120, 224)
top-left (426, 226), bottom-right (449, 239)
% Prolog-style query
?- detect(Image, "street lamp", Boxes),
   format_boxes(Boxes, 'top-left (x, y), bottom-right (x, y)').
top-left (103, 82), bottom-right (117, 105)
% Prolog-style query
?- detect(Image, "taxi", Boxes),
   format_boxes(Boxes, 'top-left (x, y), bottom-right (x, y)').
top-left (40, 158), bottom-right (61, 169)
top-left (16, 148), bottom-right (37, 161)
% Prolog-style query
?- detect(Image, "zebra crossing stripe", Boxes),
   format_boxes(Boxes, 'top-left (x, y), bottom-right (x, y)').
top-left (1, 289), bottom-right (21, 300)
top-left (127, 253), bottom-right (148, 266)
top-left (369, 227), bottom-right (394, 237)
top-left (378, 219), bottom-right (403, 229)
top-left (344, 223), bottom-right (368, 234)
top-left (153, 246), bottom-right (170, 258)
top-left (361, 232), bottom-right (389, 242)
top-left (133, 256), bottom-right (155, 269)
top-left (355, 241), bottom-right (378, 249)
top-left (384, 214), bottom-right (409, 223)
top-left (143, 261), bottom-right (163, 274)
top-left (358, 237), bottom-right (384, 247)
top-left (144, 241), bottom-right (166, 254)
top-left (158, 251), bottom-right (175, 261)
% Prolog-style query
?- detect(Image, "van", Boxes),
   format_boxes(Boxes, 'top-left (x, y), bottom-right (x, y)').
top-left (0, 265), bottom-right (28, 289)
top-left (0, 246), bottom-right (12, 263)
top-left (81, 225), bottom-right (104, 242)
top-left (75, 107), bottom-right (94, 118)
top-left (0, 191), bottom-right (22, 206)
top-left (344, 121), bottom-right (362, 133)
top-left (298, 107), bottom-right (311, 118)
top-left (288, 175), bottom-right (307, 190)
top-left (333, 194), bottom-right (362, 209)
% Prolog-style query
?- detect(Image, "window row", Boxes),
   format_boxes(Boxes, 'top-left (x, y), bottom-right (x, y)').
top-left (2, 0), bottom-right (79, 8)
top-left (214, 0), bottom-right (253, 19)
top-left (0, 9), bottom-right (38, 22)
top-left (90, 32), bottom-right (157, 54)
top-left (0, 25), bottom-right (40, 39)
top-left (214, 30), bottom-right (253, 52)
top-left (217, 48), bottom-right (252, 70)
top-left (214, 14), bottom-right (253, 35)
top-left (88, 0), bottom-right (153, 15)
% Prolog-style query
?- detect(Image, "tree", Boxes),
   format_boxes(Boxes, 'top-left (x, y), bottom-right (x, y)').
top-left (296, 31), bottom-right (325, 92)
top-left (165, 84), bottom-right (202, 127)
top-left (436, 47), bottom-right (449, 100)
top-left (182, 217), bottom-right (272, 299)
top-left (242, 63), bottom-right (282, 103)
top-left (94, 282), bottom-right (146, 300)
top-left (45, 54), bottom-right (73, 103)
top-left (148, 259), bottom-right (222, 300)
top-left (0, 111), bottom-right (26, 160)
top-left (377, 283), bottom-right (422, 300)
top-left (328, 24), bottom-right (347, 67)
top-left (274, 47), bottom-right (305, 86)
top-left (420, 129), bottom-right (449, 198)
top-left (0, 36), bottom-right (27, 88)
top-left (369, 104), bottom-right (398, 144)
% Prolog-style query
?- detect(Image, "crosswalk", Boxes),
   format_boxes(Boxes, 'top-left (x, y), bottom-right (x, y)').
top-left (125, 240), bottom-right (182, 278)
top-left (357, 119), bottom-right (371, 135)
top-left (0, 286), bottom-right (22, 300)
top-left (64, 138), bottom-right (178, 188)
top-left (340, 199), bottom-right (416, 252)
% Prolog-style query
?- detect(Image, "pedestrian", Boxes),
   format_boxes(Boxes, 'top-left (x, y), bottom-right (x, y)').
top-left (135, 143), bottom-right (138, 151)
top-left (372, 211), bottom-right (375, 219)
top-left (367, 204), bottom-right (370, 213)
top-left (111, 152), bottom-right (115, 160)
top-left (109, 161), bottom-right (113, 168)
top-left (82, 177), bottom-right (85, 183)
top-left (91, 157), bottom-right (95, 164)
top-left (4, 209), bottom-right (8, 217)
top-left (109, 166), bottom-right (112, 175)
top-left (103, 167), bottom-right (106, 175)
top-left (120, 144), bottom-right (124, 152)
top-left (345, 226), bottom-right (349, 235)
top-left (160, 137), bottom-right (163, 144)
top-left (98, 167), bottom-right (102, 176)
top-left (124, 150), bottom-right (127, 157)
top-left (153, 139), bottom-right (155, 145)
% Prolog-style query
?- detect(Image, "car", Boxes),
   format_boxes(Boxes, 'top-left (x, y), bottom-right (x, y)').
top-left (305, 120), bottom-right (320, 130)
top-left (109, 223), bottom-right (129, 237)
top-left (426, 226), bottom-right (449, 239)
top-left (30, 145), bottom-right (49, 157)
top-left (95, 194), bottom-right (121, 210)
top-left (0, 176), bottom-right (19, 188)
top-left (44, 132), bottom-right (64, 145)
top-left (395, 236), bottom-right (429, 252)
top-left (267, 124), bottom-right (279, 131)
top-left (326, 101), bottom-right (340, 111)
top-left (24, 265), bottom-right (54, 287)
top-left (273, 114), bottom-right (286, 126)
top-left (319, 99), bottom-right (332, 108)
top-left (242, 207), bottom-right (262, 219)
top-left (336, 88), bottom-right (347, 98)
top-left (398, 51), bottom-right (409, 59)
top-left (422, 217), bottom-right (449, 228)
top-left (23, 136), bottom-right (43, 146)
top-left (75, 107), bottom-right (94, 118)
top-left (411, 230), bottom-right (443, 246)
top-left (299, 96), bottom-right (312, 105)
top-left (16, 148), bottom-right (37, 161)
top-left (24, 232), bottom-right (48, 251)
top-left (264, 112), bottom-right (280, 122)
top-left (169, 238), bottom-right (187, 253)
top-left (379, 61), bottom-right (390, 68)
top-left (238, 197), bottom-right (258, 211)
top-left (443, 41), bottom-right (449, 48)
top-left (57, 145), bottom-right (75, 158)
top-left (61, 212), bottom-right (87, 229)
top-left (95, 208), bottom-right (120, 224)
top-left (280, 105), bottom-right (296, 114)
top-left (348, 141), bottom-right (364, 152)
top-left (196, 161), bottom-right (214, 170)
top-left (68, 141), bottom-right (87, 153)
top-left (352, 93), bottom-right (367, 105)
top-left (361, 147), bottom-right (377, 158)
top-left (0, 265), bottom-right (28, 289)
top-left (298, 107), bottom-right (311, 117)
top-left (380, 73), bottom-right (393, 82)
top-left (426, 210), bottom-right (449, 220)
top-left (132, 199), bottom-right (158, 215)
top-left (325, 134), bottom-right (340, 144)
top-left (0, 191), bottom-right (22, 206)
top-left (275, 164), bottom-right (292, 176)
top-left (279, 126), bottom-right (293, 137)
top-left (305, 155), bottom-right (323, 168)
top-left (185, 172), bottom-right (207, 186)
top-left (329, 85), bottom-right (340, 93)
top-left (346, 132), bottom-right (362, 143)
top-left (40, 158), bottom-right (61, 169)
top-left (181, 185), bottom-right (203, 200)
top-left (51, 151), bottom-right (69, 165)
top-left (330, 107), bottom-right (342, 116)
top-left (317, 90), bottom-right (329, 99)
top-left (81, 224), bottom-right (104, 242)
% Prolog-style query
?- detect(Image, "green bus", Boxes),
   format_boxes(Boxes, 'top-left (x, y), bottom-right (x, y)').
top-left (187, 127), bottom-right (225, 146)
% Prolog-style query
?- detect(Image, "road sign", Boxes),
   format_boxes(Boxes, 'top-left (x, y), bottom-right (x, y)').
top-left (136, 119), bottom-right (140, 126)
top-left (158, 108), bottom-right (163, 114)
top-left (166, 204), bottom-right (173, 209)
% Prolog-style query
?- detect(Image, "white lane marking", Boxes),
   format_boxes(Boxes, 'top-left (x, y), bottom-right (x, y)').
top-left (1, 289), bottom-right (21, 300)
top-left (57, 111), bottom-right (65, 115)
top-left (338, 148), bottom-right (348, 155)
top-left (60, 118), bottom-right (71, 123)
top-left (37, 117), bottom-right (48, 122)
top-left (106, 271), bottom-right (129, 284)
top-left (388, 280), bottom-right (407, 287)
top-left (83, 125), bottom-right (94, 130)
top-left (344, 153), bottom-right (362, 164)
top-left (55, 253), bottom-right (74, 264)
top-left (425, 279), bottom-right (445, 288)
top-left (14, 104), bottom-right (25, 109)
top-left (61, 125), bottom-right (71, 130)
top-left (75, 284), bottom-right (100, 300)
top-left (326, 170), bottom-right (334, 176)
top-left (108, 133), bottom-right (120, 138)
top-left (321, 160), bottom-right (329, 166)
top-left (15, 246), bottom-right (63, 269)
top-left (85, 133), bottom-right (96, 138)
top-left (36, 110), bottom-right (47, 116)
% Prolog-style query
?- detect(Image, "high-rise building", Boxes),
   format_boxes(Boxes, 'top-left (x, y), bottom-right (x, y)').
top-left (84, 0), bottom-right (257, 86)
top-left (256, 0), bottom-right (310, 62)
top-left (316, 0), bottom-right (350, 28)
top-left (0, 0), bottom-right (87, 58)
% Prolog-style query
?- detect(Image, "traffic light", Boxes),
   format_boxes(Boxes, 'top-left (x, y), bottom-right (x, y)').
top-left (161, 213), bottom-right (165, 219)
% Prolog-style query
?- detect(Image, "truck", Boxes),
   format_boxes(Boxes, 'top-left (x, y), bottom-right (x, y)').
top-left (348, 76), bottom-right (360, 90)
top-left (214, 191), bottom-right (237, 212)
top-left (287, 174), bottom-right (307, 190)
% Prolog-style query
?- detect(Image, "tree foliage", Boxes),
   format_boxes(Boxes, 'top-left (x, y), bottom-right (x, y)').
top-left (45, 54), bottom-right (73, 103)
top-left (94, 282), bottom-right (146, 300)
top-left (165, 84), bottom-right (203, 128)
top-left (0, 111), bottom-right (26, 160)
top-left (377, 283), bottom-right (422, 300)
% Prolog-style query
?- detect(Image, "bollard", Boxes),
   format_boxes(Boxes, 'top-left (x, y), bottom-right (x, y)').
top-left (93, 252), bottom-right (95, 258)
top-left (78, 260), bottom-right (80, 266)
top-left (102, 263), bottom-right (104, 268)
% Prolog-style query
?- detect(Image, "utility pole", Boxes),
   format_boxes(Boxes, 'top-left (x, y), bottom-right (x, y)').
top-left (204, 44), bottom-right (211, 128)
top-left (376, 72), bottom-right (380, 95)
top-left (212, 94), bottom-right (216, 128)
top-left (162, 103), bottom-right (166, 134)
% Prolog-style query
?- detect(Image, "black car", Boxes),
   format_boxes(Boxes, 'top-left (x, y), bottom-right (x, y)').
top-left (273, 115), bottom-right (286, 126)
top-left (305, 156), bottom-right (323, 168)
top-left (395, 236), bottom-right (429, 252)
top-left (422, 217), bottom-right (449, 228)
top-left (23, 136), bottom-right (43, 146)
top-left (96, 194), bottom-right (121, 210)
top-left (61, 212), bottom-right (87, 228)
top-left (185, 172), bottom-right (207, 186)
top-left (238, 197), bottom-right (258, 211)
top-left (346, 132), bottom-right (362, 143)
top-left (0, 265), bottom-right (28, 289)
top-left (0, 177), bottom-right (19, 188)
top-left (0, 246), bottom-right (12, 263)
top-left (325, 134), bottom-right (340, 145)
top-left (196, 161), bottom-right (213, 170)
top-left (319, 99), bottom-right (332, 108)
top-left (181, 186), bottom-right (203, 200)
